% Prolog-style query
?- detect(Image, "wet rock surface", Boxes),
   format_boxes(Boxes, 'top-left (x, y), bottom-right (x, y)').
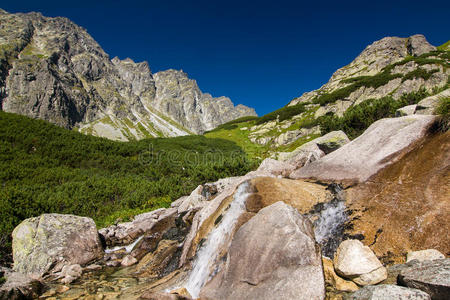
top-left (200, 201), bottom-right (325, 300)
top-left (345, 131), bottom-right (450, 262)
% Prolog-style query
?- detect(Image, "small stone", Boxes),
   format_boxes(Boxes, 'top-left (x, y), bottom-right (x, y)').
top-left (56, 285), bottom-right (70, 293)
top-left (406, 249), bottom-right (445, 262)
top-left (121, 255), bottom-right (138, 267)
top-left (347, 284), bottom-right (431, 300)
top-left (333, 240), bottom-right (387, 286)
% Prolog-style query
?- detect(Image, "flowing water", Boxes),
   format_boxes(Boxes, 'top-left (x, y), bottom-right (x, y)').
top-left (185, 182), bottom-right (250, 298)
top-left (104, 235), bottom-right (144, 254)
top-left (311, 199), bottom-right (348, 258)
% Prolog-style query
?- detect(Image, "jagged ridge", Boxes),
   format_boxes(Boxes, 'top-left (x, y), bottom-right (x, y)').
top-left (0, 9), bottom-right (256, 141)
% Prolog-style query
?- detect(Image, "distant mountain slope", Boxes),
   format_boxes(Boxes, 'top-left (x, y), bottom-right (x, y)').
top-left (205, 35), bottom-right (449, 158)
top-left (0, 9), bottom-right (256, 141)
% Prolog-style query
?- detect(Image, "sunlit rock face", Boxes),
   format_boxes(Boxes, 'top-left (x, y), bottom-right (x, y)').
top-left (0, 9), bottom-right (256, 140)
top-left (345, 130), bottom-right (450, 263)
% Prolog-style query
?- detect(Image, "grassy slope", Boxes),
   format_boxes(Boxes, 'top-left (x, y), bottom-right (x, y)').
top-left (0, 111), bottom-right (257, 263)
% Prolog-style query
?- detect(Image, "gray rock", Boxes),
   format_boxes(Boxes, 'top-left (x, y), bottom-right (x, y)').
top-left (12, 214), bottom-right (103, 278)
top-left (255, 158), bottom-right (296, 177)
top-left (278, 131), bottom-right (350, 168)
top-left (407, 249), bottom-right (446, 263)
top-left (398, 259), bottom-right (450, 300)
top-left (99, 208), bottom-right (177, 247)
top-left (291, 115), bottom-right (436, 183)
top-left (415, 89), bottom-right (450, 115)
top-left (0, 10), bottom-right (255, 140)
top-left (334, 240), bottom-right (387, 286)
top-left (396, 105), bottom-right (417, 117)
top-left (200, 201), bottom-right (325, 300)
top-left (0, 272), bottom-right (43, 300)
top-left (346, 284), bottom-right (431, 300)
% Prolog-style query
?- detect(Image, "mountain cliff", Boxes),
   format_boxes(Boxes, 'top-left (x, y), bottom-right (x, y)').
top-left (0, 9), bottom-right (256, 140)
top-left (205, 34), bottom-right (449, 158)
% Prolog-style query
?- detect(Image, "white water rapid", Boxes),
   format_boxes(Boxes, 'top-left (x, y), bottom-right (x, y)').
top-left (104, 235), bottom-right (144, 254)
top-left (312, 200), bottom-right (348, 257)
top-left (185, 182), bottom-right (250, 298)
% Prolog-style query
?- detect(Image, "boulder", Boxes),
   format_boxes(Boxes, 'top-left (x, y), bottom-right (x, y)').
top-left (346, 284), bottom-right (431, 300)
top-left (322, 257), bottom-right (359, 292)
top-left (407, 249), bottom-right (445, 262)
top-left (396, 104), bottom-right (417, 116)
top-left (334, 240), bottom-right (387, 286)
top-left (99, 208), bottom-right (177, 247)
top-left (200, 201), bottom-right (325, 300)
top-left (415, 89), bottom-right (450, 115)
top-left (59, 264), bottom-right (82, 284)
top-left (398, 259), bottom-right (450, 300)
top-left (314, 131), bottom-right (351, 154)
top-left (256, 158), bottom-right (296, 177)
top-left (12, 214), bottom-right (103, 278)
top-left (278, 131), bottom-right (349, 168)
top-left (278, 141), bottom-right (325, 168)
top-left (291, 115), bottom-right (436, 184)
top-left (0, 272), bottom-right (43, 300)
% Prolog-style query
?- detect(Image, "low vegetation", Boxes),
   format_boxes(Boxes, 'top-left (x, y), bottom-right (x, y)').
top-left (318, 89), bottom-right (431, 139)
top-left (435, 96), bottom-right (450, 132)
top-left (254, 103), bottom-right (308, 125)
top-left (0, 111), bottom-right (257, 264)
top-left (313, 50), bottom-right (448, 106)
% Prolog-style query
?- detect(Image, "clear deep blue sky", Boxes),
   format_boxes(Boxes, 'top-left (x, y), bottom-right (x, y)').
top-left (2, 0), bottom-right (449, 115)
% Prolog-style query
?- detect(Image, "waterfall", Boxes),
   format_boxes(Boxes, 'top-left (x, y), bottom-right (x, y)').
top-left (185, 182), bottom-right (250, 298)
top-left (311, 199), bottom-right (348, 258)
top-left (104, 235), bottom-right (144, 254)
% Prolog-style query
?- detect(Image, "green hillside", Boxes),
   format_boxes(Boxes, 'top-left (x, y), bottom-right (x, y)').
top-left (0, 111), bottom-right (257, 264)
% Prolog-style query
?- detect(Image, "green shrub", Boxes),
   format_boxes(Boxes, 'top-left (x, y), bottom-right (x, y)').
top-left (402, 68), bottom-right (439, 82)
top-left (435, 96), bottom-right (450, 132)
top-left (205, 116), bottom-right (259, 133)
top-left (319, 89), bottom-right (430, 139)
top-left (315, 71), bottom-right (403, 106)
top-left (0, 111), bottom-right (257, 263)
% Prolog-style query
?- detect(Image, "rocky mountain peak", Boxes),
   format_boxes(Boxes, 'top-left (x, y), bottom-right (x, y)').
top-left (289, 34), bottom-right (445, 107)
top-left (0, 9), bottom-right (256, 140)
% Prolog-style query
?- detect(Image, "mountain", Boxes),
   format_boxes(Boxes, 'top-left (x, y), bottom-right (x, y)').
top-left (205, 34), bottom-right (449, 157)
top-left (0, 9), bottom-right (256, 141)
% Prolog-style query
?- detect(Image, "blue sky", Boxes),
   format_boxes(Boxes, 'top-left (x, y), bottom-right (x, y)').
top-left (2, 0), bottom-right (449, 115)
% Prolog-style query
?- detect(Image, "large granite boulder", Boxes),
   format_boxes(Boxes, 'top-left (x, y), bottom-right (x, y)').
top-left (346, 284), bottom-right (431, 300)
top-left (398, 259), bottom-right (450, 300)
top-left (12, 214), bottom-right (103, 278)
top-left (291, 115), bottom-right (436, 184)
top-left (200, 201), bottom-right (325, 300)
top-left (334, 240), bottom-right (387, 286)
